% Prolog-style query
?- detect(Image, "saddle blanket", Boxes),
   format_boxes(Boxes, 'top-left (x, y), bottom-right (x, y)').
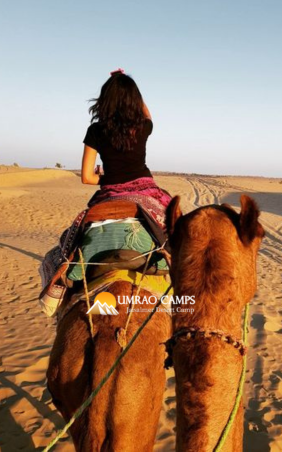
top-left (67, 218), bottom-right (168, 281)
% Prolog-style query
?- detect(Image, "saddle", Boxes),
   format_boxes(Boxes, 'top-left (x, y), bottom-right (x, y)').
top-left (69, 199), bottom-right (169, 282)
top-left (39, 199), bottom-right (170, 317)
top-left (83, 200), bottom-right (140, 224)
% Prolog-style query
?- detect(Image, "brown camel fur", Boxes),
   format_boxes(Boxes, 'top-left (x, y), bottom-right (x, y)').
top-left (166, 195), bottom-right (264, 452)
top-left (47, 282), bottom-right (171, 451)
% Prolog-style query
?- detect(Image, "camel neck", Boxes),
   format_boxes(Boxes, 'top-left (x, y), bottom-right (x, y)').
top-left (173, 322), bottom-right (244, 452)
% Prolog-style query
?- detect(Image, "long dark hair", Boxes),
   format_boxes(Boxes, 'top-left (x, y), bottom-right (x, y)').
top-left (88, 73), bottom-right (145, 151)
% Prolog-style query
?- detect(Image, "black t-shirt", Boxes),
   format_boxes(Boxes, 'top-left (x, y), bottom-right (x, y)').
top-left (83, 119), bottom-right (153, 186)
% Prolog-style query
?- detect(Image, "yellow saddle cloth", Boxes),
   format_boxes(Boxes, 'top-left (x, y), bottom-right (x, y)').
top-left (41, 269), bottom-right (173, 318)
top-left (85, 269), bottom-right (172, 300)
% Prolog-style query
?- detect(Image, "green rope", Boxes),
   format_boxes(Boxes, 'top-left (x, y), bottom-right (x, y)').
top-left (213, 302), bottom-right (250, 452)
top-left (43, 285), bottom-right (172, 452)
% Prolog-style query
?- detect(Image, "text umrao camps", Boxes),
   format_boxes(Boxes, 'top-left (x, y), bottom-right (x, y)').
top-left (116, 295), bottom-right (196, 306)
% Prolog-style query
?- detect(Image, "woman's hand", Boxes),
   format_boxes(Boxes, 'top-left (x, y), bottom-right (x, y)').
top-left (94, 165), bottom-right (104, 176)
top-left (81, 145), bottom-right (101, 185)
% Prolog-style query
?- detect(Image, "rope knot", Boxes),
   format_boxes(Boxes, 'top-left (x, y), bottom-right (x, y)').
top-left (116, 327), bottom-right (127, 349)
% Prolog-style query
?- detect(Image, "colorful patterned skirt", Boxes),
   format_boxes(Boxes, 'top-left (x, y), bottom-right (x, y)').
top-left (88, 177), bottom-right (172, 210)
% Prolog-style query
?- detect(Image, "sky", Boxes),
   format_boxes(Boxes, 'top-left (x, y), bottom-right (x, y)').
top-left (0, 0), bottom-right (282, 177)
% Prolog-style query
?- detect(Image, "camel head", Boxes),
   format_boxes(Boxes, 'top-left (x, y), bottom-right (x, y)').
top-left (166, 195), bottom-right (265, 312)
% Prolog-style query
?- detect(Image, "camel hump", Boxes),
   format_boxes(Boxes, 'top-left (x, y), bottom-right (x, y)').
top-left (239, 195), bottom-right (265, 245)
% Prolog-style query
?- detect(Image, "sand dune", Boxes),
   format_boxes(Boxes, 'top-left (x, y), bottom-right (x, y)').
top-left (0, 167), bottom-right (281, 451)
top-left (0, 168), bottom-right (77, 187)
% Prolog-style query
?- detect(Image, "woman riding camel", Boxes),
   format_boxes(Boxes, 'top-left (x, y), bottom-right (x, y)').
top-left (39, 69), bottom-right (171, 316)
top-left (81, 69), bottom-right (171, 213)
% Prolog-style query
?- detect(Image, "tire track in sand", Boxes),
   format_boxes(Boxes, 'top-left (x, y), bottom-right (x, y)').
top-left (184, 176), bottom-right (224, 207)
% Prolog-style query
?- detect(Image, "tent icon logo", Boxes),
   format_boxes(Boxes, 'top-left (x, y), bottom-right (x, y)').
top-left (86, 292), bottom-right (119, 315)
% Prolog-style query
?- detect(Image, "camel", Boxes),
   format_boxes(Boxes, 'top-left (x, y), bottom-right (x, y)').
top-left (47, 281), bottom-right (171, 451)
top-left (165, 195), bottom-right (264, 452)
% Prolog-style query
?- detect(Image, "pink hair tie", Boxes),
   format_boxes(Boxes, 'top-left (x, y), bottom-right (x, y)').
top-left (110, 68), bottom-right (125, 76)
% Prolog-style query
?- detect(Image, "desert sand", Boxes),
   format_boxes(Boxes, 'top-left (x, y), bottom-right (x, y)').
top-left (0, 166), bottom-right (281, 451)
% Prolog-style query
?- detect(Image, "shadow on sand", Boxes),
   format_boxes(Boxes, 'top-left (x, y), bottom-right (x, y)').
top-left (221, 191), bottom-right (282, 218)
top-left (243, 312), bottom-right (271, 452)
top-left (0, 371), bottom-right (68, 450)
top-left (0, 242), bottom-right (43, 262)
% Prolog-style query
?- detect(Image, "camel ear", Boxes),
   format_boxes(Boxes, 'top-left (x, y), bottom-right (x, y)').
top-left (239, 195), bottom-right (264, 245)
top-left (166, 196), bottom-right (182, 236)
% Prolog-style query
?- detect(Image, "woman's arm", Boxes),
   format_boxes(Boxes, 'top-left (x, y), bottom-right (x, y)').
top-left (81, 145), bottom-right (101, 185)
